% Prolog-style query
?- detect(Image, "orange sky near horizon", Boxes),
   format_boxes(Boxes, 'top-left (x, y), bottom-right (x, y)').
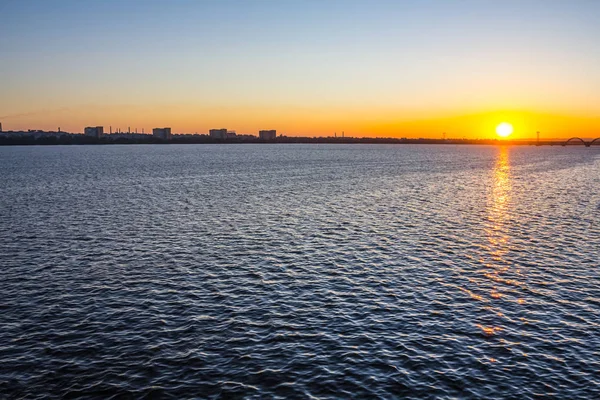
top-left (2, 105), bottom-right (599, 140)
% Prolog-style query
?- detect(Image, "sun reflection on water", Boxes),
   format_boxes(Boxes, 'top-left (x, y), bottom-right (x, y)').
top-left (477, 146), bottom-right (518, 337)
top-left (487, 146), bottom-right (512, 260)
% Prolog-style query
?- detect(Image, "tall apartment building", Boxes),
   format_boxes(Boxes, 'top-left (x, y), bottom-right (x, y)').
top-left (153, 127), bottom-right (172, 140)
top-left (84, 126), bottom-right (104, 138)
top-left (259, 130), bottom-right (277, 140)
top-left (209, 128), bottom-right (228, 140)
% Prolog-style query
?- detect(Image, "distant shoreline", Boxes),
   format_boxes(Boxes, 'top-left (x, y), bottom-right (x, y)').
top-left (0, 135), bottom-right (597, 147)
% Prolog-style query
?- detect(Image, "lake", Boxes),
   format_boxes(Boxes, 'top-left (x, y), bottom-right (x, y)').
top-left (1, 144), bottom-right (599, 398)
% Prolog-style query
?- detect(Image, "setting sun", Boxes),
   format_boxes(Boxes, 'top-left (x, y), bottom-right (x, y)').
top-left (496, 122), bottom-right (514, 138)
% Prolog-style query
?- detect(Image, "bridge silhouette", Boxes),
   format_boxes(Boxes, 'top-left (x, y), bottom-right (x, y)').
top-left (562, 137), bottom-right (600, 147)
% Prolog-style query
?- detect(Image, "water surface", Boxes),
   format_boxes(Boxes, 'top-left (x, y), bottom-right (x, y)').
top-left (1, 144), bottom-right (599, 398)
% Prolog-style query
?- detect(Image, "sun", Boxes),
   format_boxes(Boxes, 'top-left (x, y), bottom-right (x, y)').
top-left (496, 122), bottom-right (513, 138)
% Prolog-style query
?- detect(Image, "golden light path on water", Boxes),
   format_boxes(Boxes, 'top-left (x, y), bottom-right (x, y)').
top-left (477, 146), bottom-right (525, 342)
top-left (488, 146), bottom-right (511, 264)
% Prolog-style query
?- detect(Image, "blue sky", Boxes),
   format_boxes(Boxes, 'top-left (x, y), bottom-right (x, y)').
top-left (1, 0), bottom-right (600, 136)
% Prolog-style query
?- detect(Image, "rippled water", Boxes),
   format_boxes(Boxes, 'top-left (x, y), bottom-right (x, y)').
top-left (1, 144), bottom-right (599, 399)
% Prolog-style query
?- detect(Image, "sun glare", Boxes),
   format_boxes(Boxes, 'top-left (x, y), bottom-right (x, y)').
top-left (496, 122), bottom-right (513, 138)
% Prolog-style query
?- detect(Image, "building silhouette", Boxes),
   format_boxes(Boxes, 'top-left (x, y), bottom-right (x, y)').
top-left (152, 127), bottom-right (172, 140)
top-left (84, 126), bottom-right (104, 138)
top-left (259, 130), bottom-right (276, 140)
top-left (209, 128), bottom-right (228, 140)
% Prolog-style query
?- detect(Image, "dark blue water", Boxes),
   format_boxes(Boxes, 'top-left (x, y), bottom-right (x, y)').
top-left (1, 144), bottom-right (599, 398)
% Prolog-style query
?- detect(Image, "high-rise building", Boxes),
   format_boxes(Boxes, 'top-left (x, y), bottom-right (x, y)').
top-left (152, 127), bottom-right (172, 140)
top-left (209, 128), bottom-right (228, 140)
top-left (259, 130), bottom-right (277, 140)
top-left (84, 126), bottom-right (104, 138)
top-left (0, 122), bottom-right (3, 132)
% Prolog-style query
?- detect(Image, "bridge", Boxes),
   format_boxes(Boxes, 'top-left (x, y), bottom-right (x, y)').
top-left (562, 137), bottom-right (600, 147)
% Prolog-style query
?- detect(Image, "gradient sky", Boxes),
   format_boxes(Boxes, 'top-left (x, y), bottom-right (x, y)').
top-left (2, 0), bottom-right (600, 138)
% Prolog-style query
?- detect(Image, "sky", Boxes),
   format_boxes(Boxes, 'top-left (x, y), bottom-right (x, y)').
top-left (1, 0), bottom-right (600, 138)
